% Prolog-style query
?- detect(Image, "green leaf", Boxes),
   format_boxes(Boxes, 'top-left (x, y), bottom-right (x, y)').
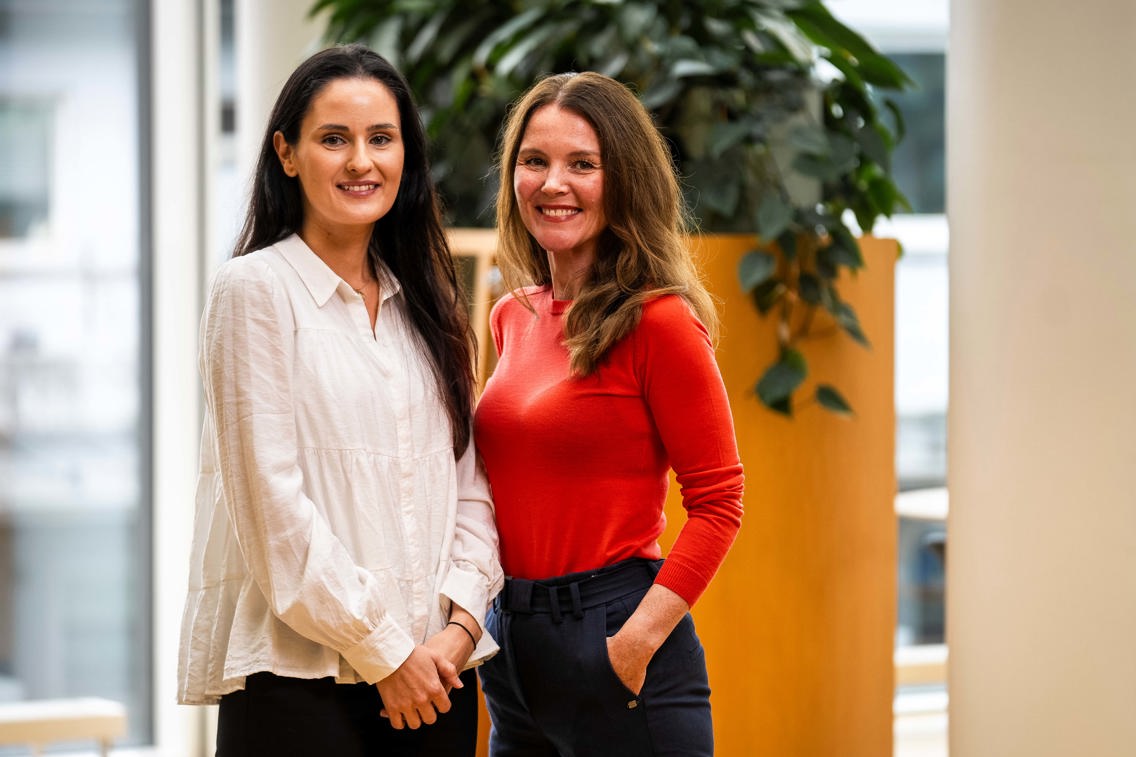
top-left (788, 124), bottom-right (829, 155)
top-left (884, 98), bottom-right (907, 142)
top-left (751, 279), bottom-right (786, 315)
top-left (405, 11), bottom-right (445, 63)
top-left (789, 7), bottom-right (877, 60)
top-left (672, 59), bottom-right (720, 78)
top-left (827, 133), bottom-right (860, 173)
top-left (755, 194), bottom-right (793, 241)
top-left (776, 229), bottom-right (798, 261)
top-left (816, 384), bottom-right (854, 416)
top-left (708, 121), bottom-right (754, 160)
top-left (738, 250), bottom-right (778, 292)
top-left (495, 22), bottom-right (564, 78)
top-left (750, 9), bottom-right (814, 63)
top-left (866, 176), bottom-right (902, 220)
top-left (598, 51), bottom-right (632, 78)
top-left (766, 395), bottom-right (793, 416)
top-left (830, 301), bottom-right (870, 347)
top-left (791, 152), bottom-right (841, 181)
top-left (855, 123), bottom-right (890, 170)
top-left (822, 243), bottom-right (862, 270)
top-left (695, 173), bottom-right (741, 218)
top-left (825, 227), bottom-right (864, 269)
top-left (756, 348), bottom-right (808, 408)
top-left (616, 2), bottom-right (658, 41)
top-left (798, 273), bottom-right (822, 304)
top-left (471, 8), bottom-right (542, 68)
top-left (821, 48), bottom-right (865, 91)
top-left (639, 78), bottom-right (684, 110)
top-left (789, 5), bottom-right (911, 89)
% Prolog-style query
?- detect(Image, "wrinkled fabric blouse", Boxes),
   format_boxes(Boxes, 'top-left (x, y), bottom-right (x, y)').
top-left (178, 234), bottom-right (502, 705)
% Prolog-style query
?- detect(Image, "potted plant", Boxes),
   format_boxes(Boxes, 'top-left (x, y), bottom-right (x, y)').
top-left (314, 0), bottom-right (911, 416)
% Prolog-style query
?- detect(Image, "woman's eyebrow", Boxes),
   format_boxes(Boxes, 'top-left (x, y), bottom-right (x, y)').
top-left (315, 122), bottom-right (400, 131)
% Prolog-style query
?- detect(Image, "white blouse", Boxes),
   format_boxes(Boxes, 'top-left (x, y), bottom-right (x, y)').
top-left (177, 234), bottom-right (502, 705)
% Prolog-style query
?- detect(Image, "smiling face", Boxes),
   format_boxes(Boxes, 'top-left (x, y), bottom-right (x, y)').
top-left (513, 104), bottom-right (607, 270)
top-left (273, 76), bottom-right (404, 243)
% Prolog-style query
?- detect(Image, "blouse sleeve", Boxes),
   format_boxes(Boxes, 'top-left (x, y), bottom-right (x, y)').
top-left (200, 259), bottom-right (414, 682)
top-left (635, 296), bottom-right (745, 606)
top-left (439, 438), bottom-right (504, 657)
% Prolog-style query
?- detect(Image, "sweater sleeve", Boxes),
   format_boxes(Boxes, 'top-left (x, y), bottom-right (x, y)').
top-left (201, 260), bottom-right (415, 682)
top-left (635, 297), bottom-right (744, 606)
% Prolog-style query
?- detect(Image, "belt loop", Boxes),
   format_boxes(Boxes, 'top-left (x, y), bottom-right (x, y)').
top-left (568, 582), bottom-right (584, 619)
top-left (508, 579), bottom-right (534, 614)
top-left (548, 585), bottom-right (563, 624)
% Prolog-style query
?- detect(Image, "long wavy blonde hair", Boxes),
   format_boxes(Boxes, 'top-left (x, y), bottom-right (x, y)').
top-left (495, 71), bottom-right (718, 375)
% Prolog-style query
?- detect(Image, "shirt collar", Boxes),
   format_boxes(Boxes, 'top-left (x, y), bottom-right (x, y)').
top-left (275, 233), bottom-right (402, 307)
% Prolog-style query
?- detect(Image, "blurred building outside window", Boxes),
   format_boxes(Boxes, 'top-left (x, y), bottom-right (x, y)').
top-left (0, 0), bottom-right (151, 750)
top-left (880, 51), bottom-right (948, 653)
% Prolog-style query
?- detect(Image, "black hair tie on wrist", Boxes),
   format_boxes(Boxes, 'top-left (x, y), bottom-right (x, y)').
top-left (447, 620), bottom-right (477, 650)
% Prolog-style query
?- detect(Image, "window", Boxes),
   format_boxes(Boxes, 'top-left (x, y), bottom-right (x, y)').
top-left (887, 53), bottom-right (946, 216)
top-left (0, 99), bottom-right (51, 240)
top-left (0, 0), bottom-right (151, 747)
top-left (882, 52), bottom-right (948, 648)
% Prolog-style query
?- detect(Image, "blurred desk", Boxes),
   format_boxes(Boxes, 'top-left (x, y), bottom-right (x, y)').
top-left (0, 697), bottom-right (126, 756)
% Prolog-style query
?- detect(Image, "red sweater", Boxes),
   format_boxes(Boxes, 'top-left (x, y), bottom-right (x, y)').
top-left (473, 287), bottom-right (743, 606)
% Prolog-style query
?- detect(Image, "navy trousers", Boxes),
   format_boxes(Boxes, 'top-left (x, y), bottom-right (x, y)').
top-left (216, 668), bottom-right (478, 756)
top-left (479, 559), bottom-right (713, 757)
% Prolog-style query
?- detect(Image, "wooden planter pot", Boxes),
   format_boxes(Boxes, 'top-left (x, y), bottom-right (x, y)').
top-left (660, 234), bottom-right (898, 755)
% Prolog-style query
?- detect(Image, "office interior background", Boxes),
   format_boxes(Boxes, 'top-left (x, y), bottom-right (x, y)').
top-left (1, 0), bottom-right (1133, 755)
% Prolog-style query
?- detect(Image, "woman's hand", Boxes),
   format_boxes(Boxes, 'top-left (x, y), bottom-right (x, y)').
top-left (424, 605), bottom-right (482, 680)
top-left (375, 645), bottom-right (461, 729)
top-left (605, 632), bottom-right (653, 694)
top-left (605, 583), bottom-right (691, 696)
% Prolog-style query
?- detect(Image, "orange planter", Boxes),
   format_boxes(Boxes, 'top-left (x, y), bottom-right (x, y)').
top-left (660, 234), bottom-right (897, 755)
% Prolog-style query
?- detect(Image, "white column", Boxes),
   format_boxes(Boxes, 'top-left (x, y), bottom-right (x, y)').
top-left (150, 0), bottom-right (206, 754)
top-left (234, 0), bottom-right (328, 188)
top-left (948, 1), bottom-right (1136, 756)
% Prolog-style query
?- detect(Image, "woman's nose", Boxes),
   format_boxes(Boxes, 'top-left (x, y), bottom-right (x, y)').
top-left (346, 141), bottom-right (369, 173)
top-left (541, 165), bottom-right (567, 194)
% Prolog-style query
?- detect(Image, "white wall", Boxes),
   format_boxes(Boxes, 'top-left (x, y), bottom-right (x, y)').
top-left (151, 0), bottom-right (206, 751)
top-left (948, 1), bottom-right (1136, 755)
top-left (234, 0), bottom-right (327, 195)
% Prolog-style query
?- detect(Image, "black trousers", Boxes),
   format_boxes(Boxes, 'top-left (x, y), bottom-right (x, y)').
top-left (479, 558), bottom-right (713, 757)
top-left (216, 668), bottom-right (478, 756)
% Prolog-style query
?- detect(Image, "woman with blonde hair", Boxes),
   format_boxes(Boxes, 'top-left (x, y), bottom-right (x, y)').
top-left (474, 71), bottom-right (744, 756)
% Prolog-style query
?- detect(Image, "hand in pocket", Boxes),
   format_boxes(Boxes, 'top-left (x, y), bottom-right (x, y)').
top-left (605, 633), bottom-right (649, 696)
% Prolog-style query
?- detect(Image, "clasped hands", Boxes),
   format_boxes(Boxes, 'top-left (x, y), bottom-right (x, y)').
top-left (376, 618), bottom-right (477, 729)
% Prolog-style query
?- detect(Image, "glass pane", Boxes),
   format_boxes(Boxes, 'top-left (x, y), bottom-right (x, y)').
top-left (0, 0), bottom-right (150, 749)
top-left (886, 53), bottom-right (946, 215)
top-left (895, 251), bottom-right (948, 489)
top-left (0, 100), bottom-right (51, 239)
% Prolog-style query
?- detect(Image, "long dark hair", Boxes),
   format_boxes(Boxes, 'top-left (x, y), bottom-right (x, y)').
top-left (234, 43), bottom-right (475, 455)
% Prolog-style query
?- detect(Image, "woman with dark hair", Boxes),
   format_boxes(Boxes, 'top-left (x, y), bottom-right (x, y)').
top-left (177, 44), bottom-right (502, 755)
top-left (474, 72), bottom-right (744, 756)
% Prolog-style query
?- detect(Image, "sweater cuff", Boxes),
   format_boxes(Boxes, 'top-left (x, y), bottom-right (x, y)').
top-left (655, 559), bottom-right (712, 608)
top-left (340, 617), bottom-right (415, 684)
